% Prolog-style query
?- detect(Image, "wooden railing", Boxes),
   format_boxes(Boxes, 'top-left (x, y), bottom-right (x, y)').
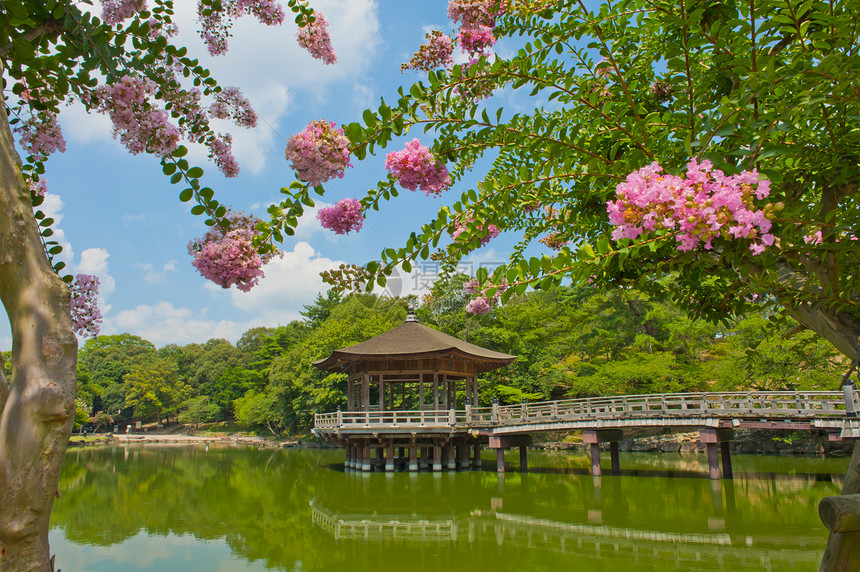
top-left (314, 391), bottom-right (849, 432)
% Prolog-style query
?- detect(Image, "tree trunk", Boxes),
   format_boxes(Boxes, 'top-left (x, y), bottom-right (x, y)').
top-left (0, 102), bottom-right (77, 570)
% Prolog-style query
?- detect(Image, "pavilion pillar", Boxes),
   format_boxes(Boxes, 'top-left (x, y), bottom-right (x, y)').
top-left (460, 439), bottom-right (472, 470)
top-left (442, 374), bottom-right (449, 409)
top-left (361, 441), bottom-right (371, 472)
top-left (347, 378), bottom-right (354, 411)
top-left (446, 441), bottom-right (457, 470)
top-left (433, 372), bottom-right (439, 410)
top-left (466, 379), bottom-right (472, 408)
top-left (473, 377), bottom-right (479, 406)
top-left (419, 375), bottom-right (425, 411)
top-left (472, 443), bottom-right (482, 469)
top-left (401, 384), bottom-right (405, 410)
top-left (433, 441), bottom-right (442, 472)
top-left (419, 446), bottom-right (430, 471)
top-left (385, 440), bottom-right (395, 472)
top-left (362, 374), bottom-right (370, 412)
top-left (452, 378), bottom-right (457, 410)
top-left (389, 383), bottom-right (395, 410)
top-left (379, 375), bottom-right (385, 411)
top-left (409, 441), bottom-right (418, 472)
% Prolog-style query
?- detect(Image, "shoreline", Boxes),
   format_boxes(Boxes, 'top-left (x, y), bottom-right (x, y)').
top-left (69, 428), bottom-right (855, 457)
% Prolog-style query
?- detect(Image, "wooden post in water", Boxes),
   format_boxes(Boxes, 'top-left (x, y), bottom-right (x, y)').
top-left (460, 439), bottom-right (472, 470)
top-left (433, 441), bottom-right (442, 472)
top-left (496, 448), bottom-right (505, 473)
top-left (609, 442), bottom-right (620, 476)
top-left (590, 443), bottom-right (602, 477)
top-left (472, 443), bottom-right (482, 469)
top-left (519, 445), bottom-right (528, 473)
top-left (820, 441), bottom-right (860, 571)
top-left (699, 428), bottom-right (734, 480)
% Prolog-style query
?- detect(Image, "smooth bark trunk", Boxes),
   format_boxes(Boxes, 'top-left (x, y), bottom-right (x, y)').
top-left (0, 100), bottom-right (77, 571)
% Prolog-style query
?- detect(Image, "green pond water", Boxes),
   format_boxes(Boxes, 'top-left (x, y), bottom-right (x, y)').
top-left (50, 446), bottom-right (850, 571)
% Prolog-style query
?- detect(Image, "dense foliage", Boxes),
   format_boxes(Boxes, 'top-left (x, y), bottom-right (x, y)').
top-left (66, 286), bottom-right (844, 436)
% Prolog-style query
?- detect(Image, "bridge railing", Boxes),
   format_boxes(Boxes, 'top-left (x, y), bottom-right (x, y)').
top-left (314, 391), bottom-right (847, 432)
top-left (489, 391), bottom-right (845, 426)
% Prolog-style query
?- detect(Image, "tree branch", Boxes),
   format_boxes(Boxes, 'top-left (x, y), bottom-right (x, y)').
top-left (0, 19), bottom-right (64, 59)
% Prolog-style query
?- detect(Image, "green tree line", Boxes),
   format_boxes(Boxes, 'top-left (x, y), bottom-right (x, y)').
top-left (5, 284), bottom-right (841, 436)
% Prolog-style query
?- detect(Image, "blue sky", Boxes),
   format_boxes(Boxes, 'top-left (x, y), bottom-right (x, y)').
top-left (2, 0), bottom-right (523, 349)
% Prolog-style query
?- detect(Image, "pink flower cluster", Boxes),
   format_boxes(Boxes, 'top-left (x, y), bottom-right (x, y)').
top-left (448, 0), bottom-right (502, 55)
top-left (402, 30), bottom-right (454, 73)
top-left (148, 17), bottom-right (178, 39)
top-left (606, 159), bottom-right (774, 255)
top-left (16, 113), bottom-right (66, 159)
top-left (28, 177), bottom-right (48, 197)
top-left (296, 12), bottom-right (337, 64)
top-left (462, 277), bottom-right (507, 315)
top-left (198, 0), bottom-right (285, 56)
top-left (385, 139), bottom-right (451, 196)
top-left (210, 87), bottom-right (257, 128)
top-left (191, 228), bottom-right (264, 291)
top-left (451, 213), bottom-right (500, 247)
top-left (70, 274), bottom-right (103, 338)
top-left (101, 0), bottom-right (146, 26)
top-left (208, 133), bottom-right (240, 178)
top-left (317, 198), bottom-right (364, 234)
top-left (285, 120), bottom-right (352, 186)
top-left (188, 211), bottom-right (276, 291)
top-left (91, 75), bottom-right (180, 155)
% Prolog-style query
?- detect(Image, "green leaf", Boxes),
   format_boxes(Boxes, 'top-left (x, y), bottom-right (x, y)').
top-left (179, 188), bottom-right (194, 202)
top-left (187, 167), bottom-right (204, 178)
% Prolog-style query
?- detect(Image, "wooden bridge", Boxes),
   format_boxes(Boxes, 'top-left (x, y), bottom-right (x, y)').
top-left (313, 390), bottom-right (860, 478)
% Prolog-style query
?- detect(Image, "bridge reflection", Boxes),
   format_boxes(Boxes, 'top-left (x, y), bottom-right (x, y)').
top-left (310, 500), bottom-right (820, 572)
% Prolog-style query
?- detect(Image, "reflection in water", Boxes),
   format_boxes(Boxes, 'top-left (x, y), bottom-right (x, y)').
top-left (51, 446), bottom-right (845, 572)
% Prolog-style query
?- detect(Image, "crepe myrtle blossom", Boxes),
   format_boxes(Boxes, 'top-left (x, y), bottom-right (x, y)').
top-left (16, 112), bottom-right (66, 159)
top-left (317, 198), bottom-right (364, 235)
top-left (89, 75), bottom-right (180, 156)
top-left (402, 30), bottom-right (454, 73)
top-left (198, 0), bottom-right (286, 56)
top-left (606, 159), bottom-right (774, 255)
top-left (451, 213), bottom-right (500, 247)
top-left (296, 11), bottom-right (337, 64)
top-left (209, 87), bottom-right (257, 128)
top-left (70, 274), bottom-right (103, 338)
top-left (385, 139), bottom-right (452, 196)
top-left (188, 211), bottom-right (276, 291)
top-left (448, 0), bottom-right (504, 55)
top-left (463, 278), bottom-right (507, 315)
top-left (101, 0), bottom-right (146, 26)
top-left (284, 120), bottom-right (352, 186)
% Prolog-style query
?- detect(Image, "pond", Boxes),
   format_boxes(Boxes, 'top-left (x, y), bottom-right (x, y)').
top-left (50, 446), bottom-right (849, 571)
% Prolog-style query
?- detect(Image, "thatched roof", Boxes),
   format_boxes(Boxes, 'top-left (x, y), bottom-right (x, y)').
top-left (312, 310), bottom-right (515, 373)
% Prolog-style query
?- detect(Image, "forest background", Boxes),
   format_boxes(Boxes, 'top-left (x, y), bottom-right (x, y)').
top-left (5, 280), bottom-right (842, 437)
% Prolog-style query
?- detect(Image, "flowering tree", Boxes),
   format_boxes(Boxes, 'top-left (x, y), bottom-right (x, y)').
top-left (270, 0), bottom-right (860, 360)
top-left (265, 0), bottom-right (859, 565)
top-left (0, 1), bottom-right (334, 569)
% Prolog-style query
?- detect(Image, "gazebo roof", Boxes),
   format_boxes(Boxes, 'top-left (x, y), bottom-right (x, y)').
top-left (313, 309), bottom-right (516, 373)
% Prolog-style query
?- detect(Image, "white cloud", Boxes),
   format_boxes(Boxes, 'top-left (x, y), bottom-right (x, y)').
top-left (135, 260), bottom-right (178, 284)
top-left (107, 301), bottom-right (251, 346)
top-left (40, 193), bottom-right (73, 264)
top-left (76, 247), bottom-right (116, 317)
top-left (229, 241), bottom-right (345, 323)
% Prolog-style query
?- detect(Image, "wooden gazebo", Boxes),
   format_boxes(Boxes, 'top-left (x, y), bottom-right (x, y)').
top-left (312, 308), bottom-right (515, 472)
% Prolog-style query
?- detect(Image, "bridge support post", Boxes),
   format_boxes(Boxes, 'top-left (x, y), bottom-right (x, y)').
top-left (345, 441), bottom-right (353, 470)
top-left (699, 428), bottom-right (734, 480)
top-left (489, 435), bottom-right (532, 474)
top-left (583, 430), bottom-right (624, 477)
top-left (472, 443), bottom-right (482, 469)
top-left (519, 445), bottom-right (528, 473)
top-left (496, 448), bottom-right (505, 473)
